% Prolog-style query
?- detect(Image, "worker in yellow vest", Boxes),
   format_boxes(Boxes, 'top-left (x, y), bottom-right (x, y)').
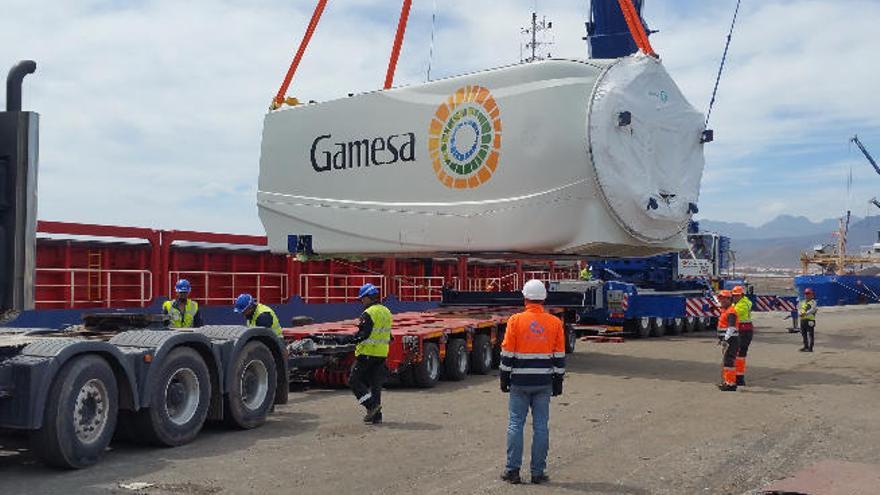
top-left (579, 262), bottom-right (592, 281)
top-left (162, 279), bottom-right (202, 328)
top-left (798, 288), bottom-right (818, 352)
top-left (732, 286), bottom-right (753, 386)
top-left (234, 293), bottom-right (282, 337)
top-left (336, 283), bottom-right (392, 424)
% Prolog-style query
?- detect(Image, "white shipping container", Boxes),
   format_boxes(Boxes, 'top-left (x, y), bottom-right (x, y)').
top-left (258, 54), bottom-right (706, 257)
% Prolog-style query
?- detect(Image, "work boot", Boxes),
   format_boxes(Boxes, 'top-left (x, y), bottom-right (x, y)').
top-left (501, 470), bottom-right (521, 484)
top-left (370, 412), bottom-right (383, 425)
top-left (799, 347), bottom-right (809, 352)
top-left (736, 375), bottom-right (745, 386)
top-left (531, 473), bottom-right (550, 484)
top-left (717, 383), bottom-right (737, 391)
top-left (363, 404), bottom-right (382, 423)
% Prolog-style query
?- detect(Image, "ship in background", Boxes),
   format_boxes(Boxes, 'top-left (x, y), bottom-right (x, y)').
top-left (794, 136), bottom-right (880, 306)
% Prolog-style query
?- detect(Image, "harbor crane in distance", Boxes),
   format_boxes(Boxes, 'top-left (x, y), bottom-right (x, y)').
top-left (851, 135), bottom-right (880, 211)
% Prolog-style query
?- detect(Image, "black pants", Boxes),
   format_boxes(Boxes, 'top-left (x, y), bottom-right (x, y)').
top-left (349, 355), bottom-right (387, 410)
top-left (738, 331), bottom-right (753, 357)
top-left (800, 320), bottom-right (815, 350)
top-left (723, 335), bottom-right (740, 368)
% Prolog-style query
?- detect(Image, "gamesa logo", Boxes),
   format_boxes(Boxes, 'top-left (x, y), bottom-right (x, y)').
top-left (428, 85), bottom-right (502, 189)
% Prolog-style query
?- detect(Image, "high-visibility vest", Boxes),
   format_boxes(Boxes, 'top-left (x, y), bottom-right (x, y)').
top-left (735, 297), bottom-right (753, 323)
top-left (248, 303), bottom-right (282, 337)
top-left (163, 299), bottom-right (199, 328)
top-left (500, 304), bottom-right (566, 387)
top-left (356, 304), bottom-right (392, 358)
top-left (799, 300), bottom-right (817, 321)
top-left (716, 305), bottom-right (740, 338)
top-left (579, 268), bottom-right (592, 280)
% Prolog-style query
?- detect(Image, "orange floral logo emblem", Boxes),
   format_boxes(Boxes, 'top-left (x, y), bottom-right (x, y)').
top-left (428, 85), bottom-right (502, 189)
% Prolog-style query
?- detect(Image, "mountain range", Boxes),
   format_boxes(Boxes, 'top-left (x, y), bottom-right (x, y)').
top-left (697, 214), bottom-right (880, 268)
top-left (698, 215), bottom-right (847, 240)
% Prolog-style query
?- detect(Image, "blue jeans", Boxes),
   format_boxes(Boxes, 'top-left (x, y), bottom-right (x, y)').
top-left (506, 385), bottom-right (551, 475)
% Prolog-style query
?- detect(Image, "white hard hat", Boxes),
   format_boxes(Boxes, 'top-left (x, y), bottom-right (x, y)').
top-left (522, 279), bottom-right (548, 301)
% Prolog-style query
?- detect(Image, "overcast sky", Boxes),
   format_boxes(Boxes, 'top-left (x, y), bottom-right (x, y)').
top-left (2, 0), bottom-right (879, 234)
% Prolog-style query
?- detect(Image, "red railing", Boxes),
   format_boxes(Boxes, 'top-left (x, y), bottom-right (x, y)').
top-left (35, 268), bottom-right (152, 308)
top-left (35, 221), bottom-right (580, 309)
top-left (395, 276), bottom-right (450, 301)
top-left (299, 274), bottom-right (386, 304)
top-left (168, 270), bottom-right (287, 306)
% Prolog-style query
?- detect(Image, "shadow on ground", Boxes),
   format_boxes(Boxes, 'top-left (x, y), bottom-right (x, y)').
top-left (0, 410), bottom-right (321, 492)
top-left (567, 349), bottom-right (855, 390)
top-left (550, 481), bottom-right (651, 494)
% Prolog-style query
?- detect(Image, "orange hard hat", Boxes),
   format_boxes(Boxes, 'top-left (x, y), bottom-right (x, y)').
top-left (804, 288), bottom-right (814, 295)
top-left (732, 286), bottom-right (745, 295)
top-left (717, 290), bottom-right (732, 298)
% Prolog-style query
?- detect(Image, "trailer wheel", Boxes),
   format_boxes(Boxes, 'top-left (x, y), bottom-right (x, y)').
top-left (32, 355), bottom-right (118, 469)
top-left (470, 335), bottom-right (493, 375)
top-left (137, 347), bottom-right (210, 446)
top-left (491, 329), bottom-right (505, 368)
top-left (413, 343), bottom-right (441, 388)
top-left (397, 367), bottom-right (416, 387)
top-left (636, 317), bottom-right (652, 338)
top-left (564, 324), bottom-right (577, 354)
top-left (668, 318), bottom-right (684, 336)
top-left (443, 339), bottom-right (469, 381)
top-left (684, 317), bottom-right (696, 333)
top-left (650, 318), bottom-right (665, 337)
top-left (225, 341), bottom-right (277, 430)
top-left (696, 317), bottom-right (709, 332)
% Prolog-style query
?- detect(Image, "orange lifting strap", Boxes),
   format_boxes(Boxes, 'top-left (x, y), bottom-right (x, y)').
top-left (384, 0), bottom-right (413, 89)
top-left (273, 0), bottom-right (413, 108)
top-left (273, 0), bottom-right (328, 109)
top-left (617, 0), bottom-right (657, 57)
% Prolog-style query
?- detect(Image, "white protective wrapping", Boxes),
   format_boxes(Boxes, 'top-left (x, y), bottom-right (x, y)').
top-left (257, 55), bottom-right (706, 257)
top-left (589, 54), bottom-right (705, 242)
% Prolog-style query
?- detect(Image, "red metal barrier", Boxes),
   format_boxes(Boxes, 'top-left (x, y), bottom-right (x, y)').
top-left (35, 221), bottom-right (581, 309)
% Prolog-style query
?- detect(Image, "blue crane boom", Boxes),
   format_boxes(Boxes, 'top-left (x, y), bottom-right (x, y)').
top-left (852, 135), bottom-right (879, 175)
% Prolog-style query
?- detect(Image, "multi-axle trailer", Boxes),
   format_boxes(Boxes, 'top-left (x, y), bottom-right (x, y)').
top-left (0, 316), bottom-right (289, 469)
top-left (1, 283), bottom-right (794, 469)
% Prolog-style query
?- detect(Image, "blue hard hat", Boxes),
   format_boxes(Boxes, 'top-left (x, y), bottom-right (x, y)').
top-left (175, 279), bottom-right (191, 293)
top-left (357, 283), bottom-right (380, 299)
top-left (234, 293), bottom-right (255, 313)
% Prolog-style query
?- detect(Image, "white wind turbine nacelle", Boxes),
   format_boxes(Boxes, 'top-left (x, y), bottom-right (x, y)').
top-left (258, 54), bottom-right (707, 257)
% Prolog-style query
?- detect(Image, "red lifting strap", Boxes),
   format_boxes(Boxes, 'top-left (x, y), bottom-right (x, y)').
top-left (273, 0), bottom-right (328, 108)
top-left (617, 0), bottom-right (656, 57)
top-left (384, 0), bottom-right (413, 89)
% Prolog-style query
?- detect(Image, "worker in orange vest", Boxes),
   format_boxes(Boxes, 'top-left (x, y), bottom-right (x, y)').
top-left (716, 290), bottom-right (740, 391)
top-left (732, 285), bottom-right (753, 386)
top-left (499, 279), bottom-right (566, 485)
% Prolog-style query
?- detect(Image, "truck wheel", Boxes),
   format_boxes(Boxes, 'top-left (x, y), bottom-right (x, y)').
top-left (32, 355), bottom-right (119, 469)
top-left (470, 335), bottom-right (493, 375)
top-left (443, 339), bottom-right (469, 381)
top-left (491, 329), bottom-right (505, 368)
top-left (137, 347), bottom-right (210, 446)
top-left (650, 317), bottom-right (665, 337)
top-left (564, 324), bottom-right (577, 354)
top-left (635, 317), bottom-right (651, 338)
top-left (629, 316), bottom-right (651, 339)
top-left (225, 341), bottom-right (277, 429)
top-left (684, 317), bottom-right (696, 333)
top-left (696, 317), bottom-right (709, 331)
top-left (413, 342), bottom-right (441, 388)
top-left (397, 367), bottom-right (416, 387)
top-left (668, 318), bottom-right (684, 336)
